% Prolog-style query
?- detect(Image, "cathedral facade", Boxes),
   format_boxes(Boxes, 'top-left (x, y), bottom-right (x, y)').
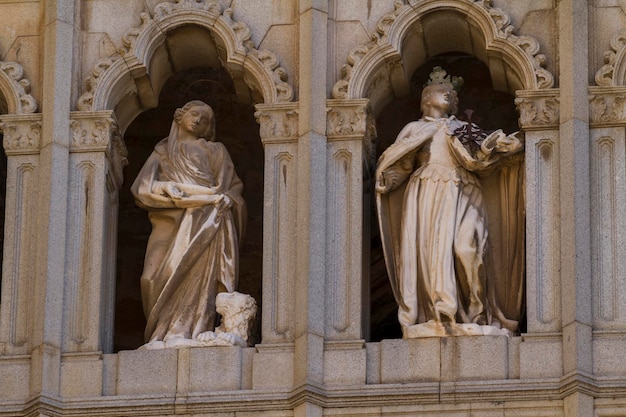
top-left (0, 0), bottom-right (625, 416)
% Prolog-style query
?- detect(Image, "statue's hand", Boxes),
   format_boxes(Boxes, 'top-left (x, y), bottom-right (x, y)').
top-left (217, 195), bottom-right (233, 212)
top-left (375, 176), bottom-right (390, 194)
top-left (163, 182), bottom-right (185, 199)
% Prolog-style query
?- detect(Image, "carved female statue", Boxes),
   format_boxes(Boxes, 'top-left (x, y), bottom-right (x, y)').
top-left (375, 68), bottom-right (524, 337)
top-left (131, 100), bottom-right (246, 348)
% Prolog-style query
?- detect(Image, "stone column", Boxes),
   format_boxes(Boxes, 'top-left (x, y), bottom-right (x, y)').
top-left (255, 103), bottom-right (299, 344)
top-left (252, 103), bottom-right (299, 390)
top-left (322, 98), bottom-right (374, 386)
top-left (56, 111), bottom-right (126, 398)
top-left (515, 89), bottom-right (564, 380)
top-left (63, 111), bottom-right (126, 353)
top-left (0, 114), bottom-right (42, 357)
top-left (293, 4), bottom-right (327, 416)
top-left (558, 1), bottom-right (593, 415)
top-left (588, 87), bottom-right (626, 378)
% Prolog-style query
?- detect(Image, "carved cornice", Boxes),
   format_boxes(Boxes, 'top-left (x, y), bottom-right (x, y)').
top-left (254, 103), bottom-right (299, 144)
top-left (0, 114), bottom-right (42, 155)
top-left (332, 0), bottom-right (554, 99)
top-left (514, 89), bottom-right (560, 130)
top-left (0, 61), bottom-right (37, 114)
top-left (589, 87), bottom-right (626, 127)
top-left (77, 0), bottom-right (293, 111)
top-left (595, 31), bottom-right (626, 87)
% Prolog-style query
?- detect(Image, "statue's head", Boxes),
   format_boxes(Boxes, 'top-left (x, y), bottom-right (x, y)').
top-left (174, 100), bottom-right (216, 141)
top-left (420, 66), bottom-right (463, 117)
top-left (420, 84), bottom-right (459, 116)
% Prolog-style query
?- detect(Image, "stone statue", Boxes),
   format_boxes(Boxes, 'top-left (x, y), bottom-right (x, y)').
top-left (132, 100), bottom-right (250, 349)
top-left (375, 67), bottom-right (525, 338)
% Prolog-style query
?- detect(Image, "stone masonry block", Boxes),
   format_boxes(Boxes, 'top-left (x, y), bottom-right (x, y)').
top-left (519, 336), bottom-right (562, 379)
top-left (380, 338), bottom-right (440, 383)
top-left (189, 346), bottom-right (242, 392)
top-left (117, 349), bottom-right (178, 395)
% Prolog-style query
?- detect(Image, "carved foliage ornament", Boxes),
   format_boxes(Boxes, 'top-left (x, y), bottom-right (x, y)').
top-left (254, 104), bottom-right (299, 143)
top-left (514, 93), bottom-right (560, 130)
top-left (0, 61), bottom-right (37, 114)
top-left (595, 31), bottom-right (626, 86)
top-left (332, 0), bottom-right (554, 99)
top-left (0, 115), bottom-right (42, 154)
top-left (326, 100), bottom-right (377, 170)
top-left (77, 0), bottom-right (293, 111)
top-left (589, 91), bottom-right (626, 126)
top-left (69, 113), bottom-right (129, 186)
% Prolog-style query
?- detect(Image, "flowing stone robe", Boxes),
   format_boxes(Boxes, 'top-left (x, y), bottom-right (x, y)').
top-left (375, 116), bottom-right (524, 335)
top-left (132, 132), bottom-right (246, 343)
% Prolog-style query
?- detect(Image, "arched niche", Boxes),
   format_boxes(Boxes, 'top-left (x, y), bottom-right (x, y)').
top-left (371, 54), bottom-right (523, 340)
top-left (115, 66), bottom-right (263, 351)
top-left (327, 0), bottom-right (557, 340)
top-left (77, 1), bottom-right (293, 128)
top-left (332, 0), bottom-right (554, 115)
top-left (74, 1), bottom-right (295, 352)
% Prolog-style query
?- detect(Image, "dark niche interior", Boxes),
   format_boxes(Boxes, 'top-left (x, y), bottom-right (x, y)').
top-left (114, 67), bottom-right (263, 352)
top-left (369, 53), bottom-right (525, 341)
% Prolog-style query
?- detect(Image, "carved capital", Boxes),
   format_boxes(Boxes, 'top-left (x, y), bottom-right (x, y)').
top-left (589, 87), bottom-right (626, 127)
top-left (70, 112), bottom-right (115, 151)
top-left (254, 103), bottom-right (299, 144)
top-left (515, 90), bottom-right (560, 130)
top-left (69, 111), bottom-right (128, 186)
top-left (326, 99), bottom-right (377, 169)
top-left (0, 114), bottom-right (42, 155)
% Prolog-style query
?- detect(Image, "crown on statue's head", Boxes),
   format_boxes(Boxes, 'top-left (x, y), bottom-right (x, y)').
top-left (425, 66), bottom-right (464, 92)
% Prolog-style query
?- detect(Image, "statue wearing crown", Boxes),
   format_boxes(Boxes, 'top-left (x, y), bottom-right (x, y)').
top-left (375, 67), bottom-right (525, 338)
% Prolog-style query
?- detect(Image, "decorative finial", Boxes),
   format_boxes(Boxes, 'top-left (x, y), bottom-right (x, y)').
top-left (425, 66), bottom-right (464, 92)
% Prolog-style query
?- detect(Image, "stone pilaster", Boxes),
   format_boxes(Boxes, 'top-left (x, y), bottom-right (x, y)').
top-left (254, 103), bottom-right (299, 345)
top-left (0, 114), bottom-right (42, 356)
top-left (515, 89), bottom-right (561, 334)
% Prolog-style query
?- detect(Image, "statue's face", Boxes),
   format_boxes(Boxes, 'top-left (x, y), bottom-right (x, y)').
top-left (426, 85), bottom-right (454, 113)
top-left (179, 105), bottom-right (212, 137)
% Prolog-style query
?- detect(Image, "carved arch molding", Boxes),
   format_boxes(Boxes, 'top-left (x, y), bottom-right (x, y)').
top-left (591, 30), bottom-right (626, 127)
top-left (329, 0), bottom-right (559, 134)
top-left (0, 61), bottom-right (37, 115)
top-left (77, 0), bottom-right (295, 132)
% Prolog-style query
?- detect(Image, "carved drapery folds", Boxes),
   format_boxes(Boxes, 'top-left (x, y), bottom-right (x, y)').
top-left (77, 0), bottom-right (293, 112)
top-left (0, 61), bottom-right (37, 114)
top-left (332, 0), bottom-right (555, 101)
